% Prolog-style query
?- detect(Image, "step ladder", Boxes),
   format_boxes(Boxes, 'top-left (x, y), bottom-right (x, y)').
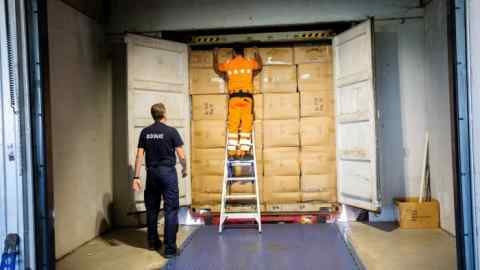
top-left (219, 129), bottom-right (262, 233)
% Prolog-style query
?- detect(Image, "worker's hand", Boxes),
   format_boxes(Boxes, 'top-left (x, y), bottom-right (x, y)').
top-left (132, 179), bottom-right (142, 192)
top-left (252, 46), bottom-right (259, 55)
top-left (181, 169), bottom-right (188, 178)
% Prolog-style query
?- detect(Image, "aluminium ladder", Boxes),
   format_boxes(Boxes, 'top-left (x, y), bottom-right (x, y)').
top-left (219, 129), bottom-right (262, 233)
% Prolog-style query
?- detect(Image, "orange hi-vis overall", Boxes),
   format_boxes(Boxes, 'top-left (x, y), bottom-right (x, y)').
top-left (219, 56), bottom-right (260, 156)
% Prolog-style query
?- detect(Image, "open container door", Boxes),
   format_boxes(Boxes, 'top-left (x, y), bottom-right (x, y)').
top-left (333, 20), bottom-right (380, 211)
top-left (125, 34), bottom-right (191, 208)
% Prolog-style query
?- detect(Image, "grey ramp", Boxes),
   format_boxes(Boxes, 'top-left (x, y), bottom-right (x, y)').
top-left (163, 224), bottom-right (360, 270)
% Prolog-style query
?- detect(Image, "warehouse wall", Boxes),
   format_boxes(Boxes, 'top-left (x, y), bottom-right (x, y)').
top-left (373, 19), bottom-right (428, 221)
top-left (48, 0), bottom-right (113, 258)
top-left (424, 0), bottom-right (455, 235)
top-left (468, 0), bottom-right (480, 264)
top-left (108, 0), bottom-right (423, 32)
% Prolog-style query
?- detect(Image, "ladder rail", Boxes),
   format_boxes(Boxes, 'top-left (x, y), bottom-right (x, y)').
top-left (219, 127), bottom-right (262, 233)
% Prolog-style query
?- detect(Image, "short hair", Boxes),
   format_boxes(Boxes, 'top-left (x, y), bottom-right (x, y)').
top-left (232, 44), bottom-right (244, 56)
top-left (151, 103), bottom-right (166, 121)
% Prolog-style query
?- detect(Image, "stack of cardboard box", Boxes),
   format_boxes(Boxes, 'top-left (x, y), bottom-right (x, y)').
top-left (190, 50), bottom-right (229, 206)
top-left (296, 45), bottom-right (337, 203)
top-left (190, 44), bottom-right (336, 211)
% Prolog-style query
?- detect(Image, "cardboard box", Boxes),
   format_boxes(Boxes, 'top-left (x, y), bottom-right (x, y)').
top-left (263, 93), bottom-right (299, 120)
top-left (218, 48), bottom-right (233, 64)
top-left (297, 63), bottom-right (333, 92)
top-left (394, 198), bottom-right (440, 229)
top-left (190, 68), bottom-right (226, 94)
top-left (260, 47), bottom-right (294, 65)
top-left (261, 66), bottom-right (297, 93)
top-left (300, 91), bottom-right (334, 117)
top-left (191, 148), bottom-right (224, 176)
top-left (192, 120), bottom-right (226, 148)
top-left (254, 94), bottom-right (263, 120)
top-left (190, 50), bottom-right (213, 68)
top-left (263, 176), bottom-right (301, 203)
top-left (301, 146), bottom-right (336, 175)
top-left (294, 45), bottom-right (332, 64)
top-left (253, 73), bottom-right (262, 93)
top-left (254, 120), bottom-right (263, 148)
top-left (192, 175), bottom-right (222, 193)
top-left (192, 192), bottom-right (221, 204)
top-left (300, 117), bottom-right (335, 146)
top-left (263, 147), bottom-right (300, 176)
top-left (300, 174), bottom-right (336, 202)
top-left (192, 95), bottom-right (228, 120)
top-left (230, 166), bottom-right (263, 197)
top-left (264, 120), bottom-right (300, 147)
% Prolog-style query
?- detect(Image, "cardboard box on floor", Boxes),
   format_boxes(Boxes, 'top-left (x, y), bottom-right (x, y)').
top-left (191, 148), bottom-right (224, 176)
top-left (294, 45), bottom-right (332, 64)
top-left (263, 93), bottom-right (299, 120)
top-left (297, 63), bottom-right (333, 92)
top-left (261, 66), bottom-right (297, 93)
top-left (192, 95), bottom-right (228, 120)
top-left (264, 119), bottom-right (300, 147)
top-left (263, 176), bottom-right (301, 203)
top-left (394, 198), bottom-right (440, 229)
top-left (263, 147), bottom-right (300, 176)
top-left (192, 120), bottom-right (226, 148)
top-left (190, 50), bottom-right (213, 68)
top-left (301, 175), bottom-right (337, 202)
top-left (300, 117), bottom-right (335, 146)
top-left (190, 68), bottom-right (226, 94)
top-left (300, 91), bottom-right (334, 117)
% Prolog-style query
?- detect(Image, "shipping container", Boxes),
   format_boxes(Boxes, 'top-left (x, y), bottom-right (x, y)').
top-left (2, 0), bottom-right (479, 269)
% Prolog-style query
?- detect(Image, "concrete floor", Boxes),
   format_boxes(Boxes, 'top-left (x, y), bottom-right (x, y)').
top-left (56, 222), bottom-right (457, 270)
top-left (56, 226), bottom-right (197, 270)
top-left (344, 222), bottom-right (457, 270)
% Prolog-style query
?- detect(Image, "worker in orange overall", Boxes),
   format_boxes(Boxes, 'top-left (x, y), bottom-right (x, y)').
top-left (214, 45), bottom-right (262, 159)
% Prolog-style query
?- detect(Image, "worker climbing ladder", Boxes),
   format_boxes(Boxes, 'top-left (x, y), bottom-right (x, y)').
top-left (219, 128), bottom-right (262, 233)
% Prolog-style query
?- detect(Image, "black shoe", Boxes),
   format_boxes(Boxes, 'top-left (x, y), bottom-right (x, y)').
top-left (163, 248), bottom-right (178, 258)
top-left (148, 240), bottom-right (162, 251)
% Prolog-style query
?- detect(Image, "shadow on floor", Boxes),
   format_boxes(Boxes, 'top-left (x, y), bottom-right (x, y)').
top-left (100, 228), bottom-right (154, 249)
top-left (361, 222), bottom-right (399, 232)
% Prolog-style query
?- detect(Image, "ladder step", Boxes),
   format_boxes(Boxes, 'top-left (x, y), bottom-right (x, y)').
top-left (224, 212), bottom-right (259, 219)
top-left (228, 160), bottom-right (254, 166)
top-left (227, 177), bottom-right (256, 181)
top-left (225, 194), bottom-right (257, 200)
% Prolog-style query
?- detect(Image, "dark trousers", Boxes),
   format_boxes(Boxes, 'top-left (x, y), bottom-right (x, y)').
top-left (145, 166), bottom-right (179, 253)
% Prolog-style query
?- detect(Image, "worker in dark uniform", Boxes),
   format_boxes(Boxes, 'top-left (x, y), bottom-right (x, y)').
top-left (132, 103), bottom-right (187, 258)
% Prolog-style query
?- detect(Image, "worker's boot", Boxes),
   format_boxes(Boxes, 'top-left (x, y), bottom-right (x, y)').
top-left (148, 239), bottom-right (162, 251)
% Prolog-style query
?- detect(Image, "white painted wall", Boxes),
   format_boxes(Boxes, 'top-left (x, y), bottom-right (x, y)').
top-left (424, 0), bottom-right (455, 235)
top-left (108, 0), bottom-right (422, 32)
top-left (467, 0), bottom-right (480, 264)
top-left (48, 0), bottom-right (113, 259)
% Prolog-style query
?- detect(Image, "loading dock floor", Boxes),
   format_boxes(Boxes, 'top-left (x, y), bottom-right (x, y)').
top-left (56, 222), bottom-right (457, 270)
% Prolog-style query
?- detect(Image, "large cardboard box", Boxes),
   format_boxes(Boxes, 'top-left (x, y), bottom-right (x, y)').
top-left (192, 148), bottom-right (224, 176)
top-left (263, 176), bottom-right (301, 203)
top-left (301, 175), bottom-right (336, 202)
top-left (263, 120), bottom-right (300, 147)
top-left (263, 147), bottom-right (300, 176)
top-left (192, 95), bottom-right (228, 120)
top-left (297, 63), bottom-right (333, 92)
top-left (300, 91), bottom-right (334, 117)
top-left (230, 167), bottom-right (263, 198)
top-left (301, 146), bottom-right (336, 175)
top-left (263, 93), bottom-right (299, 120)
top-left (190, 68), bottom-right (225, 94)
top-left (394, 198), bottom-right (440, 229)
top-left (261, 66), bottom-right (297, 93)
top-left (300, 117), bottom-right (335, 146)
top-left (294, 45), bottom-right (332, 64)
top-left (218, 48), bottom-right (233, 64)
top-left (192, 175), bottom-right (222, 204)
top-left (192, 192), bottom-right (221, 204)
top-left (192, 120), bottom-right (226, 148)
top-left (254, 120), bottom-right (263, 148)
top-left (190, 50), bottom-right (213, 68)
top-left (254, 94), bottom-right (263, 120)
top-left (260, 47), bottom-right (294, 65)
